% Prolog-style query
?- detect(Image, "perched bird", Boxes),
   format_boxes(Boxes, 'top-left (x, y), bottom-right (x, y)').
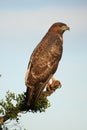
top-left (25, 22), bottom-right (69, 108)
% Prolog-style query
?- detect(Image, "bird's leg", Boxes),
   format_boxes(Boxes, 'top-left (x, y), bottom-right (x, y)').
top-left (46, 76), bottom-right (62, 91)
top-left (52, 76), bottom-right (62, 87)
top-left (52, 76), bottom-right (62, 88)
top-left (31, 74), bottom-right (53, 108)
top-left (46, 76), bottom-right (55, 91)
top-left (51, 76), bottom-right (56, 83)
top-left (26, 85), bottom-right (34, 109)
top-left (42, 77), bottom-right (62, 98)
top-left (46, 81), bottom-right (51, 91)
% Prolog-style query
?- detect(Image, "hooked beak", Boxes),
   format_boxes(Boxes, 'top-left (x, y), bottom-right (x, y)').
top-left (62, 25), bottom-right (70, 31)
top-left (66, 26), bottom-right (70, 31)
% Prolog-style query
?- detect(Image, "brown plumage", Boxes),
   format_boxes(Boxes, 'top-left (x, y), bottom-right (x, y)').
top-left (25, 22), bottom-right (69, 108)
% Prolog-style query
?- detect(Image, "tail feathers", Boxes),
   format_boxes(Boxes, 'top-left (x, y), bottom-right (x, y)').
top-left (26, 87), bottom-right (34, 108)
top-left (30, 83), bottom-right (45, 108)
top-left (31, 75), bottom-right (53, 107)
top-left (26, 74), bottom-right (52, 109)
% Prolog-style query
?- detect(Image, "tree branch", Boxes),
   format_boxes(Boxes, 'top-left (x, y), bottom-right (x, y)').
top-left (0, 79), bottom-right (61, 126)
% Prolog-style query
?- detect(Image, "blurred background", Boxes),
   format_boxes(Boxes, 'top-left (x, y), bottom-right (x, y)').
top-left (0, 0), bottom-right (87, 129)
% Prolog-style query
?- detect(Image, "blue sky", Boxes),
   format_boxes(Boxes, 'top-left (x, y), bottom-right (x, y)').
top-left (0, 0), bottom-right (87, 8)
top-left (0, 0), bottom-right (87, 130)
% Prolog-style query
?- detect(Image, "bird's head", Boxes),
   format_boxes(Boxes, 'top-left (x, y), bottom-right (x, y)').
top-left (49, 22), bottom-right (70, 34)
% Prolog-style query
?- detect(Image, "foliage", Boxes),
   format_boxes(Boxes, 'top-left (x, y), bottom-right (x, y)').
top-left (0, 123), bottom-right (26, 130)
top-left (0, 91), bottom-right (26, 122)
top-left (0, 78), bottom-right (60, 129)
top-left (0, 91), bottom-right (50, 123)
top-left (29, 95), bottom-right (50, 113)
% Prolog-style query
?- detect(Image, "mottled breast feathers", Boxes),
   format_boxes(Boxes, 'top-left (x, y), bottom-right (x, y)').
top-left (26, 32), bottom-right (63, 86)
top-left (25, 22), bottom-right (69, 108)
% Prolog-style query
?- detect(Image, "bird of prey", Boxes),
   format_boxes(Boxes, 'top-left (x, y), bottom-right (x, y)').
top-left (25, 22), bottom-right (69, 108)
